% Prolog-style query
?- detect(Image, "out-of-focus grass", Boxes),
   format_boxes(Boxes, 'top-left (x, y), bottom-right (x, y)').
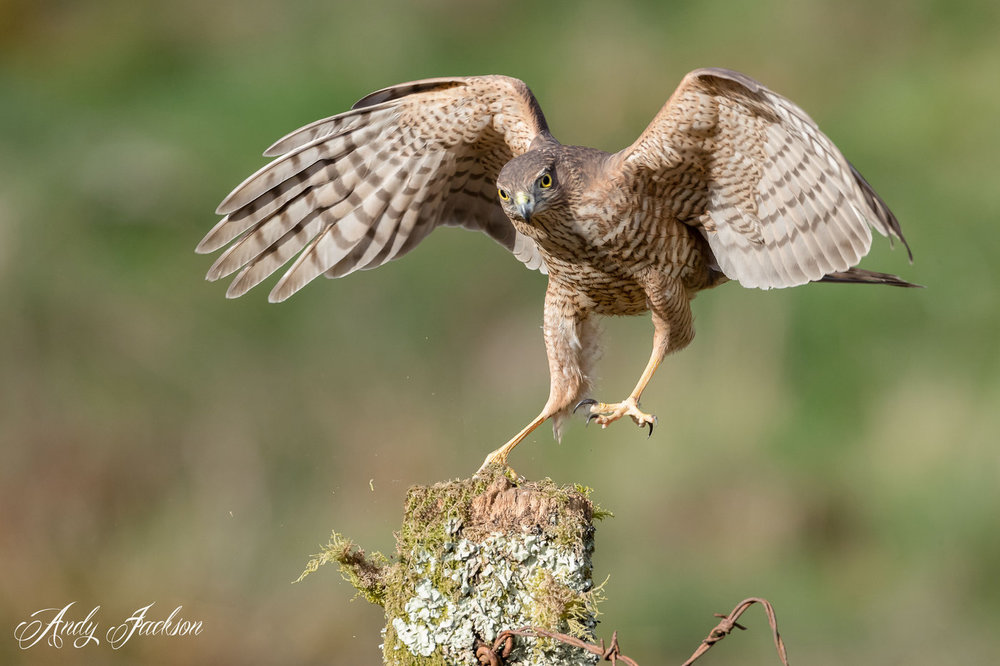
top-left (2, 1), bottom-right (998, 664)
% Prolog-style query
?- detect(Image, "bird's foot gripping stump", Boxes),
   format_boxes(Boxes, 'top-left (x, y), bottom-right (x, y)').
top-left (300, 467), bottom-right (606, 665)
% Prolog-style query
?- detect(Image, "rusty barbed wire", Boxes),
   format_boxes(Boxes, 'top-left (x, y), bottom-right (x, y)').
top-left (680, 596), bottom-right (788, 666)
top-left (475, 596), bottom-right (788, 666)
top-left (475, 634), bottom-right (513, 666)
top-left (482, 627), bottom-right (640, 666)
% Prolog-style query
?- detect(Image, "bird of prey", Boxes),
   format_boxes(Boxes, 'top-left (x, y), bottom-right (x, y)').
top-left (197, 68), bottom-right (915, 472)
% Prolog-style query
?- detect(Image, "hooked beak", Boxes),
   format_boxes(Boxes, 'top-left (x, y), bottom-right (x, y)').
top-left (514, 191), bottom-right (534, 223)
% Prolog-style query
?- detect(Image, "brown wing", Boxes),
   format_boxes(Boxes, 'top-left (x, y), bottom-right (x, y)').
top-left (618, 68), bottom-right (911, 289)
top-left (196, 76), bottom-right (548, 302)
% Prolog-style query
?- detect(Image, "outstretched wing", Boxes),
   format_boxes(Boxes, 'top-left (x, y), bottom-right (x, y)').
top-left (197, 76), bottom-right (548, 302)
top-left (619, 68), bottom-right (911, 290)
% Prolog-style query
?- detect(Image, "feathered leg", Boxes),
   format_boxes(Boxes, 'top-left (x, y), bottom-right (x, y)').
top-left (477, 280), bottom-right (596, 473)
top-left (578, 274), bottom-right (693, 434)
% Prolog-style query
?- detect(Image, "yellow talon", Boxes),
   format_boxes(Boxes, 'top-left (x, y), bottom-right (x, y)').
top-left (579, 397), bottom-right (657, 436)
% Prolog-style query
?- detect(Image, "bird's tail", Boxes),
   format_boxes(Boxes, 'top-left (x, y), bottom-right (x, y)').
top-left (817, 268), bottom-right (922, 288)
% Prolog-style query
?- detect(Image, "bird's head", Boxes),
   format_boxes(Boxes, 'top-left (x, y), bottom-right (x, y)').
top-left (496, 151), bottom-right (564, 226)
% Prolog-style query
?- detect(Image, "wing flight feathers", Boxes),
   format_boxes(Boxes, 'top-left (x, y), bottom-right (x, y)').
top-left (620, 68), bottom-right (910, 289)
top-left (198, 76), bottom-right (550, 301)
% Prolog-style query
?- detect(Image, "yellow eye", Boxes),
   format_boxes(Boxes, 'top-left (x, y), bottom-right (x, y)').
top-left (498, 188), bottom-right (510, 201)
top-left (539, 173), bottom-right (553, 188)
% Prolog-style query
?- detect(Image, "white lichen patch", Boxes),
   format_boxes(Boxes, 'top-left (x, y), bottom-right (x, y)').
top-left (389, 530), bottom-right (598, 666)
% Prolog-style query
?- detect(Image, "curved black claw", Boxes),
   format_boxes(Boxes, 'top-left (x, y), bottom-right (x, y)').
top-left (573, 398), bottom-right (597, 415)
top-left (586, 413), bottom-right (600, 427)
top-left (644, 421), bottom-right (654, 438)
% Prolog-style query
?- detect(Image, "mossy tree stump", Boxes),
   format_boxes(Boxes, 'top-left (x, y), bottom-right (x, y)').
top-left (302, 467), bottom-right (605, 665)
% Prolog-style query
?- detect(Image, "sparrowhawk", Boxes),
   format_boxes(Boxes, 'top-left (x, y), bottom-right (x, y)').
top-left (197, 68), bottom-right (915, 472)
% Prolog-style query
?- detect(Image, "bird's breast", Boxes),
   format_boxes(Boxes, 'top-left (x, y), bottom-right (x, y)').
top-left (533, 208), bottom-right (720, 315)
top-left (543, 259), bottom-right (650, 316)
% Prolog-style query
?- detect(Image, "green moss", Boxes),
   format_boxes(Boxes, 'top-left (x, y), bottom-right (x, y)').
top-left (296, 531), bottom-right (389, 606)
top-left (527, 569), bottom-right (578, 637)
top-left (573, 484), bottom-right (615, 521)
top-left (397, 473), bottom-right (490, 556)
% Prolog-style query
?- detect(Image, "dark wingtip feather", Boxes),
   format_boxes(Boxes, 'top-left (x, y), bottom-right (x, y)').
top-left (818, 268), bottom-right (923, 288)
top-left (848, 162), bottom-right (914, 263)
top-left (351, 78), bottom-right (466, 110)
top-left (687, 67), bottom-right (768, 94)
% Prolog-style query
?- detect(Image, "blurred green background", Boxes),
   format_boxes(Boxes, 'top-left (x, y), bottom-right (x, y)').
top-left (2, 0), bottom-right (998, 663)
